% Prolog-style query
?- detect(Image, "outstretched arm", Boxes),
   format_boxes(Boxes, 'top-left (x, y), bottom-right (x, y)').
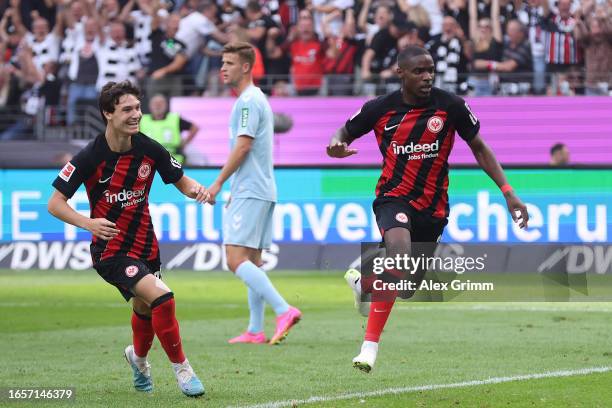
top-left (206, 136), bottom-right (253, 203)
top-left (467, 133), bottom-right (529, 228)
top-left (48, 190), bottom-right (120, 240)
top-left (174, 174), bottom-right (209, 203)
top-left (326, 125), bottom-right (358, 158)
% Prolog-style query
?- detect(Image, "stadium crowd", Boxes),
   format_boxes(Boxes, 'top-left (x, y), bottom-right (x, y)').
top-left (0, 0), bottom-right (610, 138)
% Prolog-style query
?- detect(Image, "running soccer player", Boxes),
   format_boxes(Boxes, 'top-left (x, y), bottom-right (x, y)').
top-left (48, 81), bottom-right (207, 396)
top-left (327, 46), bottom-right (529, 373)
top-left (204, 42), bottom-right (302, 345)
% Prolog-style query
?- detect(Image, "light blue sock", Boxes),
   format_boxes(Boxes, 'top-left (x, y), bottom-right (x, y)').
top-left (247, 287), bottom-right (265, 333)
top-left (236, 261), bottom-right (289, 315)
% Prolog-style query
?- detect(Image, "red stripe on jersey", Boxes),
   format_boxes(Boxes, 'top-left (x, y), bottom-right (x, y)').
top-left (549, 32), bottom-right (555, 63)
top-left (128, 206), bottom-right (151, 259)
top-left (388, 110), bottom-right (445, 198)
top-left (127, 157), bottom-right (156, 260)
top-left (376, 109), bottom-right (424, 197)
top-left (373, 111), bottom-right (395, 196)
top-left (410, 124), bottom-right (454, 212)
top-left (564, 34), bottom-right (570, 64)
top-left (101, 156), bottom-right (135, 261)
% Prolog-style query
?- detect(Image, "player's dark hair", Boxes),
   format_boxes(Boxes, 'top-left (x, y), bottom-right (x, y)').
top-left (223, 41), bottom-right (256, 72)
top-left (397, 46), bottom-right (431, 68)
top-left (550, 143), bottom-right (566, 155)
top-left (98, 80), bottom-right (141, 124)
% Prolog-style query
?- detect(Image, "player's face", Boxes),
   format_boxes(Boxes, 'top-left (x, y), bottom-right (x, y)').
top-left (221, 52), bottom-right (247, 87)
top-left (105, 94), bottom-right (142, 136)
top-left (397, 54), bottom-right (435, 99)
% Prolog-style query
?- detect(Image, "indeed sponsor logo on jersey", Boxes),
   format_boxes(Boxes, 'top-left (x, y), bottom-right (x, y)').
top-left (391, 140), bottom-right (439, 160)
top-left (104, 188), bottom-right (146, 208)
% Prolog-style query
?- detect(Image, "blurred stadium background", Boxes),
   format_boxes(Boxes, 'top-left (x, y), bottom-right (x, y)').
top-left (0, 0), bottom-right (611, 406)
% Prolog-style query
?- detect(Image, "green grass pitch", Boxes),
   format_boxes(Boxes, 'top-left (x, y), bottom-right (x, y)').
top-left (1, 269), bottom-right (612, 407)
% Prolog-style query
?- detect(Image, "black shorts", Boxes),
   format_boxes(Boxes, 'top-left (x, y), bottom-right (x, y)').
top-left (372, 197), bottom-right (448, 300)
top-left (373, 197), bottom-right (447, 243)
top-left (94, 257), bottom-right (161, 301)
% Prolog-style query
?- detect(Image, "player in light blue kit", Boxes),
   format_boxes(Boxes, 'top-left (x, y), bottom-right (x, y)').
top-left (205, 42), bottom-right (302, 345)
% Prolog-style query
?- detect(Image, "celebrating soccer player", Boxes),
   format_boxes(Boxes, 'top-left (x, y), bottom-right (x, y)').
top-left (48, 81), bottom-right (208, 397)
top-left (204, 42), bottom-right (302, 345)
top-left (326, 46), bottom-right (529, 373)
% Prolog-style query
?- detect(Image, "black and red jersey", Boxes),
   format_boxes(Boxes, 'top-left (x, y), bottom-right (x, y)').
top-left (345, 88), bottom-right (480, 219)
top-left (52, 132), bottom-right (184, 266)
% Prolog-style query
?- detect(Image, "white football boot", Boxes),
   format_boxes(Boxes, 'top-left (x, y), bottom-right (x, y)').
top-left (352, 341), bottom-right (379, 373)
top-left (344, 268), bottom-right (370, 317)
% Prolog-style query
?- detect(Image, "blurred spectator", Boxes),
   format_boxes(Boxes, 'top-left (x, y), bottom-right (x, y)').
top-left (549, 142), bottom-right (569, 166)
top-left (399, 0), bottom-right (442, 36)
top-left (427, 15), bottom-right (468, 93)
top-left (140, 93), bottom-right (199, 164)
top-left (219, 0), bottom-right (243, 25)
top-left (120, 0), bottom-right (169, 67)
top-left (7, 0), bottom-right (57, 33)
top-left (100, 0), bottom-right (122, 21)
top-left (574, 2), bottom-right (612, 96)
top-left (493, 19), bottom-right (532, 95)
top-left (21, 15), bottom-right (61, 75)
top-left (474, 0), bottom-right (517, 32)
top-left (0, 4), bottom-right (25, 64)
top-left (259, 0), bottom-right (282, 23)
top-left (404, 3), bottom-right (432, 33)
top-left (147, 12), bottom-right (188, 97)
top-left (322, 7), bottom-right (358, 95)
top-left (288, 11), bottom-right (324, 95)
top-left (357, 1), bottom-right (393, 46)
top-left (467, 0), bottom-right (502, 95)
top-left (176, 0), bottom-right (197, 16)
top-left (58, 0), bottom-right (88, 73)
top-left (3, 3), bottom-right (62, 130)
top-left (175, 0), bottom-right (227, 87)
top-left (311, 0), bottom-right (354, 40)
top-left (516, 0), bottom-right (549, 94)
top-left (361, 14), bottom-right (414, 95)
top-left (542, 0), bottom-right (582, 93)
top-left (95, 20), bottom-right (143, 91)
top-left (66, 19), bottom-right (100, 125)
top-left (265, 25), bottom-right (291, 95)
top-left (552, 65), bottom-right (583, 95)
top-left (443, 0), bottom-right (468, 35)
top-left (245, 0), bottom-right (279, 57)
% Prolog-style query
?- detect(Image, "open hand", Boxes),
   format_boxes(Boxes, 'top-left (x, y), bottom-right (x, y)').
top-left (326, 141), bottom-right (358, 158)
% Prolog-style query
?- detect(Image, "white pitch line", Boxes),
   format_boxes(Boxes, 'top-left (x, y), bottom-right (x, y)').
top-left (229, 366), bottom-right (612, 408)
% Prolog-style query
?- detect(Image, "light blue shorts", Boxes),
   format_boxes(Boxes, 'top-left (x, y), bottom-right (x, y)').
top-left (223, 198), bottom-right (275, 250)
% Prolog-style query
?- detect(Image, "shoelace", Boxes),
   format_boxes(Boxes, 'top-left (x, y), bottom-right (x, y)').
top-left (138, 361), bottom-right (151, 377)
top-left (176, 366), bottom-right (194, 384)
top-left (132, 352), bottom-right (150, 376)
